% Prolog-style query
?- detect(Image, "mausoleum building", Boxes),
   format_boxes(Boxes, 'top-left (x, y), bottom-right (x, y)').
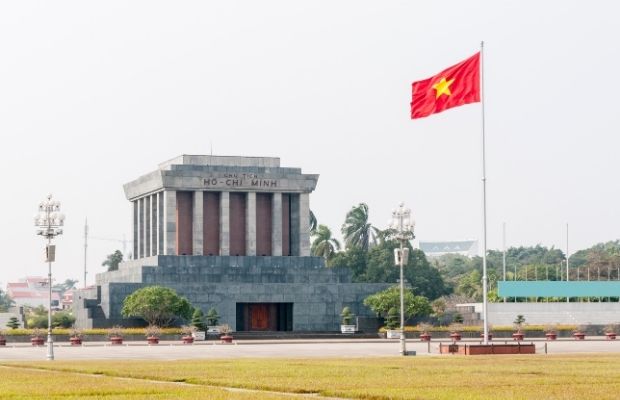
top-left (74, 155), bottom-right (388, 331)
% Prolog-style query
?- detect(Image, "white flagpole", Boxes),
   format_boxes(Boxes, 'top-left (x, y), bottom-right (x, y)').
top-left (480, 41), bottom-right (489, 345)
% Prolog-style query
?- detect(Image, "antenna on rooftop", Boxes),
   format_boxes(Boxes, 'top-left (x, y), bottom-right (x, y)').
top-left (84, 218), bottom-right (88, 288)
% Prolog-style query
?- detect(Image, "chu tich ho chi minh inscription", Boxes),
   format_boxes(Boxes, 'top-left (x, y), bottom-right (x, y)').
top-left (203, 176), bottom-right (278, 188)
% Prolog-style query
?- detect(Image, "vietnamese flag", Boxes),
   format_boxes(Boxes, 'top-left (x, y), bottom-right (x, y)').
top-left (410, 52), bottom-right (480, 119)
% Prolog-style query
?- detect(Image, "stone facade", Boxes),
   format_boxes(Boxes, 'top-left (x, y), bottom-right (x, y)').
top-left (74, 256), bottom-right (388, 330)
top-left (73, 155), bottom-right (388, 331)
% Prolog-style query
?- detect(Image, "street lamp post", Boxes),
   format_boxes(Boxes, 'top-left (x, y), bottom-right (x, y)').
top-left (389, 203), bottom-right (415, 356)
top-left (34, 194), bottom-right (65, 361)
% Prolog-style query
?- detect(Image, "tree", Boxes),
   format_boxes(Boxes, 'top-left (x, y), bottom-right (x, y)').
top-left (6, 316), bottom-right (20, 329)
top-left (309, 210), bottom-right (318, 235)
top-left (102, 250), bottom-right (124, 272)
top-left (385, 307), bottom-right (399, 330)
top-left (53, 278), bottom-right (78, 293)
top-left (456, 269), bottom-right (483, 300)
top-left (0, 288), bottom-right (14, 312)
top-left (121, 286), bottom-right (193, 327)
top-left (205, 308), bottom-right (219, 326)
top-left (311, 224), bottom-right (341, 260)
top-left (52, 311), bottom-right (76, 328)
top-left (341, 203), bottom-right (379, 252)
top-left (192, 308), bottom-right (207, 331)
top-left (363, 286), bottom-right (432, 320)
top-left (365, 240), bottom-right (450, 300)
top-left (328, 247), bottom-right (368, 281)
top-left (26, 306), bottom-right (49, 328)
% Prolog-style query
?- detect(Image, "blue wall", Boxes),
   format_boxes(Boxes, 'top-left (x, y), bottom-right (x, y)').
top-left (498, 281), bottom-right (620, 297)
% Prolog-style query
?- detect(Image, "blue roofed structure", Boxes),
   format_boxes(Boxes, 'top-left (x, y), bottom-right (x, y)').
top-left (419, 240), bottom-right (478, 258)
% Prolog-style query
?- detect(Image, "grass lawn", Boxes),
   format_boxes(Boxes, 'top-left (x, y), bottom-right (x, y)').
top-left (3, 354), bottom-right (620, 399)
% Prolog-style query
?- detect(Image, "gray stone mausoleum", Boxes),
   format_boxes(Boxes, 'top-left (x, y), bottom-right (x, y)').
top-left (74, 155), bottom-right (387, 331)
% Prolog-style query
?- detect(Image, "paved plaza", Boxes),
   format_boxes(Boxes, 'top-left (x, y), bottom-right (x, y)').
top-left (3, 338), bottom-right (620, 361)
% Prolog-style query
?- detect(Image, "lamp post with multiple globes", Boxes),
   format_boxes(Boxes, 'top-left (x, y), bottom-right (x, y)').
top-left (34, 194), bottom-right (65, 361)
top-left (389, 203), bottom-right (415, 356)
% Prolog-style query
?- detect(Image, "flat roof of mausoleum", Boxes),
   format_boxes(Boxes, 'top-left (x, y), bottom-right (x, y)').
top-left (124, 154), bottom-right (318, 200)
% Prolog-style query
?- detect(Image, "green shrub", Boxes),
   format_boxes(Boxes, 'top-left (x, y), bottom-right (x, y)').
top-left (191, 309), bottom-right (207, 331)
top-left (206, 308), bottom-right (219, 326)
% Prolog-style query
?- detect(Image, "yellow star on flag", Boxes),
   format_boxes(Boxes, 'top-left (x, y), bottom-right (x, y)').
top-left (432, 77), bottom-right (455, 99)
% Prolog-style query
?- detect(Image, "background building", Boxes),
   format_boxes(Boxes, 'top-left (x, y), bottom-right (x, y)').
top-left (6, 277), bottom-right (61, 309)
top-left (419, 240), bottom-right (478, 258)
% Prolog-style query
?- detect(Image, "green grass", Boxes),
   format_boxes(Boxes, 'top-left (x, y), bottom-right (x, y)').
top-left (3, 355), bottom-right (620, 399)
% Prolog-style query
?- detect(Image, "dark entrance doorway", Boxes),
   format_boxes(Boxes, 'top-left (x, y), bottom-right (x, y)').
top-left (236, 303), bottom-right (293, 331)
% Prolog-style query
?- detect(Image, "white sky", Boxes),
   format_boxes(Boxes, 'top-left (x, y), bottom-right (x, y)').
top-left (1, 1), bottom-right (618, 287)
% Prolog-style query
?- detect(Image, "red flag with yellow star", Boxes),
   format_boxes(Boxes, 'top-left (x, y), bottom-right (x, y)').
top-left (410, 52), bottom-right (480, 119)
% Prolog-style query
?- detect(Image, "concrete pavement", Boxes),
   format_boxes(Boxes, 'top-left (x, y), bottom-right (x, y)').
top-left (3, 338), bottom-right (620, 361)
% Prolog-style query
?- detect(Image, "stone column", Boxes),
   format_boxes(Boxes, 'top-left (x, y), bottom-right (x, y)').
top-left (157, 192), bottom-right (164, 255)
top-left (289, 194), bottom-right (300, 256)
top-left (144, 196), bottom-right (150, 257)
top-left (138, 198), bottom-right (144, 258)
top-left (133, 200), bottom-right (138, 259)
top-left (272, 193), bottom-right (283, 256)
top-left (220, 191), bottom-right (230, 256)
top-left (193, 191), bottom-right (204, 255)
top-left (246, 192), bottom-right (256, 256)
top-left (164, 190), bottom-right (177, 255)
top-left (299, 193), bottom-right (311, 256)
top-left (150, 195), bottom-right (157, 256)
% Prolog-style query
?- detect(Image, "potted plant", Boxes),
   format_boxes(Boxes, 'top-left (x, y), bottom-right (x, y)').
top-left (69, 326), bottom-right (83, 346)
top-left (181, 325), bottom-right (196, 344)
top-left (340, 307), bottom-right (356, 334)
top-left (604, 324), bottom-right (618, 340)
top-left (206, 307), bottom-right (219, 327)
top-left (385, 307), bottom-right (400, 339)
top-left (418, 323), bottom-right (432, 342)
top-left (145, 325), bottom-right (161, 345)
top-left (573, 325), bottom-right (587, 340)
top-left (448, 323), bottom-right (463, 342)
top-left (512, 315), bottom-right (526, 341)
top-left (191, 308), bottom-right (207, 340)
top-left (108, 325), bottom-right (124, 345)
top-left (0, 329), bottom-right (6, 346)
top-left (544, 324), bottom-right (558, 341)
top-left (220, 324), bottom-right (233, 344)
top-left (30, 328), bottom-right (45, 346)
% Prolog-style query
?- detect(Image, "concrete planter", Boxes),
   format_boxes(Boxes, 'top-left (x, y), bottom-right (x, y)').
top-left (449, 332), bottom-right (462, 342)
top-left (0, 337), bottom-right (6, 346)
top-left (573, 332), bottom-right (586, 340)
top-left (512, 332), bottom-right (525, 341)
top-left (220, 335), bottom-right (233, 344)
top-left (110, 336), bottom-right (123, 345)
top-left (441, 343), bottom-right (536, 355)
top-left (545, 332), bottom-right (557, 341)
top-left (182, 336), bottom-right (194, 344)
top-left (606, 332), bottom-right (617, 340)
top-left (70, 337), bottom-right (82, 346)
top-left (147, 337), bottom-right (159, 345)
top-left (31, 337), bottom-right (45, 346)
top-left (340, 325), bottom-right (356, 334)
top-left (386, 330), bottom-right (400, 339)
top-left (419, 333), bottom-right (431, 342)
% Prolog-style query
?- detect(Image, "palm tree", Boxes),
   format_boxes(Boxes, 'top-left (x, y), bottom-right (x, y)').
top-left (309, 210), bottom-right (318, 235)
top-left (341, 203), bottom-right (379, 252)
top-left (311, 225), bottom-right (341, 260)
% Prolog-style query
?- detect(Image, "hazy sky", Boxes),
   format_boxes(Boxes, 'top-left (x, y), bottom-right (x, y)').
top-left (1, 1), bottom-right (618, 287)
